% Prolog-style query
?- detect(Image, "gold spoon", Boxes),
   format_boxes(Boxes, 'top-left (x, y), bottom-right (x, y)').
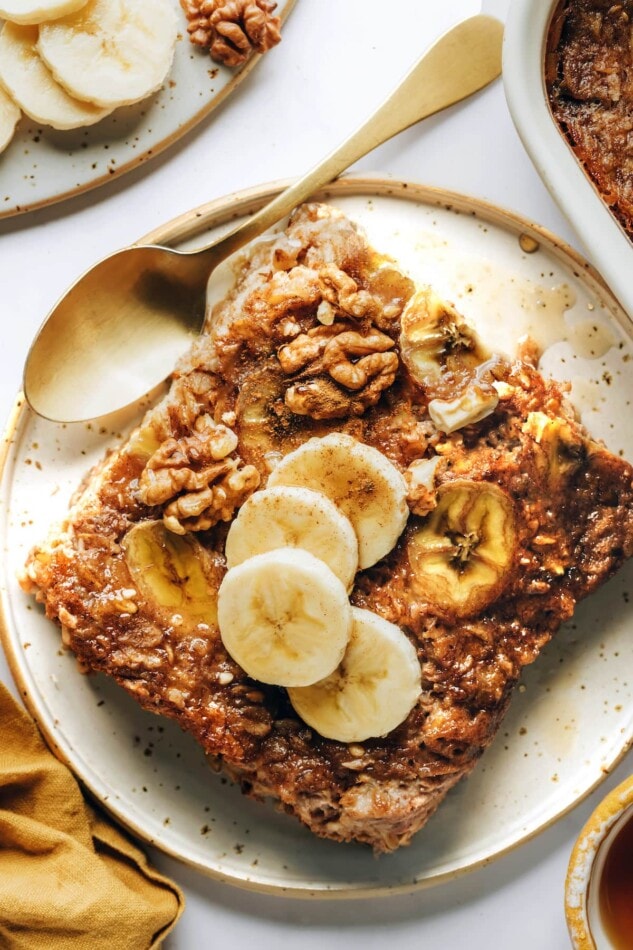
top-left (24, 14), bottom-right (503, 423)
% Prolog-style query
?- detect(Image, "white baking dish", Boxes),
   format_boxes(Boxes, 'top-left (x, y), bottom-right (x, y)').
top-left (503, 0), bottom-right (633, 332)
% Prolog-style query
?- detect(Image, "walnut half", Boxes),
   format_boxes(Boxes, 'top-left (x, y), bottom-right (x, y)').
top-left (137, 413), bottom-right (260, 534)
top-left (181, 0), bottom-right (281, 67)
top-left (279, 323), bottom-right (399, 420)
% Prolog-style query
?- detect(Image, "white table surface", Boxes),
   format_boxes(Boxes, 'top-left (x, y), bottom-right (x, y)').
top-left (1, 1), bottom-right (631, 947)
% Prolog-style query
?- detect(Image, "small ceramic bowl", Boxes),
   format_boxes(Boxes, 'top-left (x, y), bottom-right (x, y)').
top-left (565, 775), bottom-right (633, 948)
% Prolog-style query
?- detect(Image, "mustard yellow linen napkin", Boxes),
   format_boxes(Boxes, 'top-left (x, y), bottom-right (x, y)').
top-left (0, 682), bottom-right (184, 949)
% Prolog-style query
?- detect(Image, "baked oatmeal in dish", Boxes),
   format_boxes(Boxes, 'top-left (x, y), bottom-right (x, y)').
top-left (21, 203), bottom-right (633, 853)
top-left (546, 0), bottom-right (633, 239)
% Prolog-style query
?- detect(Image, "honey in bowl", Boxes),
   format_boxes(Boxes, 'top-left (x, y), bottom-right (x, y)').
top-left (597, 809), bottom-right (633, 949)
top-left (566, 776), bottom-right (633, 949)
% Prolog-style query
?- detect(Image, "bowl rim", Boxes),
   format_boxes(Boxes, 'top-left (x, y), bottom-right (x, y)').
top-left (565, 775), bottom-right (633, 947)
top-left (503, 0), bottom-right (633, 335)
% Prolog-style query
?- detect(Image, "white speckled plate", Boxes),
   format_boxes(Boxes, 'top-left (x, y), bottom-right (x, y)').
top-left (0, 0), bottom-right (296, 219)
top-left (2, 178), bottom-right (633, 896)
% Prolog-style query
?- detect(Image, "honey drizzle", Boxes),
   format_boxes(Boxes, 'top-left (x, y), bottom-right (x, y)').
top-left (598, 810), bottom-right (633, 949)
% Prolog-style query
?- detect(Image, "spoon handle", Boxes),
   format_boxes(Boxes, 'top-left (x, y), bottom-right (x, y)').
top-left (195, 13), bottom-right (503, 263)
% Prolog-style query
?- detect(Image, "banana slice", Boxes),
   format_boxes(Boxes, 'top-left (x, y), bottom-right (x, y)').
top-left (122, 520), bottom-right (218, 630)
top-left (217, 547), bottom-right (352, 687)
top-left (0, 22), bottom-right (111, 130)
top-left (407, 479), bottom-right (516, 618)
top-left (38, 0), bottom-right (177, 109)
top-left (0, 0), bottom-right (88, 25)
top-left (0, 84), bottom-right (21, 154)
top-left (399, 287), bottom-right (486, 388)
top-left (523, 411), bottom-right (588, 488)
top-left (288, 607), bottom-right (421, 743)
top-left (267, 433), bottom-right (408, 570)
top-left (225, 486), bottom-right (359, 591)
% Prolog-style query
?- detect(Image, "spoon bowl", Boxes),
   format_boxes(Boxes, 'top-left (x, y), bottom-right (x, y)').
top-left (23, 13), bottom-right (503, 423)
top-left (24, 244), bottom-right (216, 422)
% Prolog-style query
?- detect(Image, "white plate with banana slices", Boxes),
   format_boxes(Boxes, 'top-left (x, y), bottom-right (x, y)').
top-left (0, 0), bottom-right (296, 219)
top-left (2, 177), bottom-right (633, 896)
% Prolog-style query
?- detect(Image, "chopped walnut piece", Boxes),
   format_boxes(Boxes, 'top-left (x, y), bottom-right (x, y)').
top-left (163, 459), bottom-right (260, 534)
top-left (404, 456), bottom-right (442, 516)
top-left (137, 413), bottom-right (260, 533)
top-left (277, 323), bottom-right (341, 374)
top-left (272, 236), bottom-right (303, 271)
top-left (285, 378), bottom-right (357, 419)
top-left (319, 264), bottom-right (381, 321)
top-left (135, 371), bottom-right (222, 450)
top-left (281, 325), bottom-right (399, 420)
top-left (315, 262), bottom-right (413, 330)
top-left (322, 330), bottom-right (398, 390)
top-left (139, 413), bottom-right (238, 504)
top-left (316, 300), bottom-right (336, 326)
top-left (279, 324), bottom-right (396, 378)
top-left (181, 0), bottom-right (281, 67)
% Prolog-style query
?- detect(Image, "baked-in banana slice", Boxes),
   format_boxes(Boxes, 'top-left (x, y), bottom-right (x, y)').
top-left (225, 485), bottom-right (359, 591)
top-left (0, 22), bottom-right (111, 129)
top-left (267, 433), bottom-right (409, 570)
top-left (0, 0), bottom-right (88, 25)
top-left (407, 479), bottom-right (517, 618)
top-left (122, 520), bottom-right (218, 631)
top-left (523, 411), bottom-right (590, 489)
top-left (399, 286), bottom-right (485, 387)
top-left (37, 0), bottom-right (177, 108)
top-left (288, 607), bottom-right (421, 743)
top-left (217, 547), bottom-right (352, 688)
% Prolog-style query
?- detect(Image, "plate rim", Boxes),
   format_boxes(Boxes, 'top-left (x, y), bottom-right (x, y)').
top-left (0, 0), bottom-right (298, 222)
top-left (2, 174), bottom-right (633, 898)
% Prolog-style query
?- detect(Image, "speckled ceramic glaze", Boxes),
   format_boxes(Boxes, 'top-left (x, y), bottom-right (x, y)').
top-left (1, 179), bottom-right (632, 896)
top-left (566, 775), bottom-right (633, 948)
top-left (503, 0), bottom-right (633, 328)
top-left (0, 0), bottom-right (296, 218)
